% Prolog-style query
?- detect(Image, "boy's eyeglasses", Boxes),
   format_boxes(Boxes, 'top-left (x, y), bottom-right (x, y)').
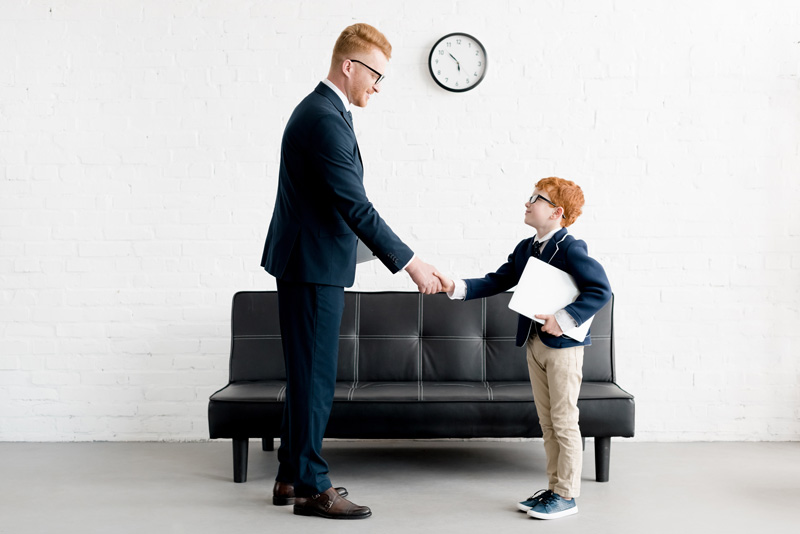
top-left (529, 194), bottom-right (558, 208)
top-left (350, 59), bottom-right (385, 84)
top-left (529, 194), bottom-right (567, 219)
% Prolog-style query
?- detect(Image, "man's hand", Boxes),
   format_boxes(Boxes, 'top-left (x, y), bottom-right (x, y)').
top-left (405, 256), bottom-right (443, 294)
top-left (535, 314), bottom-right (564, 337)
top-left (433, 271), bottom-right (455, 294)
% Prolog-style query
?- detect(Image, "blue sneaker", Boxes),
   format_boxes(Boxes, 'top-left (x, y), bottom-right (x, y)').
top-left (527, 492), bottom-right (578, 519)
top-left (516, 489), bottom-right (552, 512)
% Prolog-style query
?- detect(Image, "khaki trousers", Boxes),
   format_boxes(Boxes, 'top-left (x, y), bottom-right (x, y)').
top-left (526, 335), bottom-right (584, 499)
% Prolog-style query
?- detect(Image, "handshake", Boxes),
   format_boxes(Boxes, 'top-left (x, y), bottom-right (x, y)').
top-left (404, 256), bottom-right (453, 295)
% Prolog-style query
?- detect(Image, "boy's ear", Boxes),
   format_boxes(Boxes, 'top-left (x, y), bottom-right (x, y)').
top-left (552, 207), bottom-right (564, 219)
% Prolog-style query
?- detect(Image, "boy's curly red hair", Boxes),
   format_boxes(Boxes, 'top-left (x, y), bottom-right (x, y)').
top-left (535, 177), bottom-right (584, 227)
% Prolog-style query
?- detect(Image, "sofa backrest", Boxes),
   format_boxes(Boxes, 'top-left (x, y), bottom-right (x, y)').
top-left (229, 291), bottom-right (615, 384)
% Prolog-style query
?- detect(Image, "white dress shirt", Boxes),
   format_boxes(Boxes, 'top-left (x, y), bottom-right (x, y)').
top-left (322, 78), bottom-right (350, 111)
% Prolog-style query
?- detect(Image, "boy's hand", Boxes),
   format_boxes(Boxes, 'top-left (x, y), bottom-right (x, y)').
top-left (433, 272), bottom-right (455, 294)
top-left (535, 314), bottom-right (564, 337)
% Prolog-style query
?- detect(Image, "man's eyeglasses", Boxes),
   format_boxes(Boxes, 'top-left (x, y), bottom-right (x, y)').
top-left (350, 59), bottom-right (385, 85)
top-left (529, 194), bottom-right (557, 208)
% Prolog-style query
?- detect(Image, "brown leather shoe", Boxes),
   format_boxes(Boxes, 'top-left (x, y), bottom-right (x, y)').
top-left (272, 481), bottom-right (348, 506)
top-left (293, 487), bottom-right (371, 519)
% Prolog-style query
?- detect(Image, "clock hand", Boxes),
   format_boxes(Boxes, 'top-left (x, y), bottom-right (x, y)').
top-left (448, 52), bottom-right (461, 72)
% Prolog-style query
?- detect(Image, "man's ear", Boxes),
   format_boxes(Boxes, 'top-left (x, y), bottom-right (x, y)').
top-left (341, 59), bottom-right (352, 78)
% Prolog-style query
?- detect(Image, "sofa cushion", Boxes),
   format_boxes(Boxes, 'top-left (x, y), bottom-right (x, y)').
top-left (348, 382), bottom-right (493, 401)
top-left (210, 380), bottom-right (632, 405)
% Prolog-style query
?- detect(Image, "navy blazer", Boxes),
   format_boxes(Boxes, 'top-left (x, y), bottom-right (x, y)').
top-left (464, 227), bottom-right (611, 348)
top-left (261, 83), bottom-right (414, 287)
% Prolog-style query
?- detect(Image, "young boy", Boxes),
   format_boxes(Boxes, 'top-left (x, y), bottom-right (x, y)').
top-left (435, 177), bottom-right (611, 520)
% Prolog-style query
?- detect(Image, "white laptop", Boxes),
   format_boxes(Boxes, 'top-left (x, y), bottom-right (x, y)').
top-left (508, 256), bottom-right (594, 342)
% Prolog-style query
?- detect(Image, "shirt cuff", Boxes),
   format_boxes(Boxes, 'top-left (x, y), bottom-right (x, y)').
top-left (448, 279), bottom-right (467, 300)
top-left (399, 253), bottom-right (416, 273)
top-left (554, 309), bottom-right (578, 332)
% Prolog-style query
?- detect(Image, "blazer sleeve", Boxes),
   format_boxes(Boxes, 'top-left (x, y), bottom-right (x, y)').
top-left (463, 239), bottom-right (529, 300)
top-left (312, 113), bottom-right (414, 273)
top-left (561, 240), bottom-right (612, 326)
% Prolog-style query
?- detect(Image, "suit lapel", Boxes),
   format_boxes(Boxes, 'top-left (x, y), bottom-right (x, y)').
top-left (314, 82), bottom-right (362, 167)
top-left (539, 227), bottom-right (568, 263)
top-left (343, 111), bottom-right (362, 166)
top-left (315, 82), bottom-right (354, 131)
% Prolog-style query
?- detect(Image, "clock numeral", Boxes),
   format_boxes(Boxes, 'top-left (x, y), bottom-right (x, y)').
top-left (466, 79), bottom-right (470, 84)
top-left (474, 72), bottom-right (478, 77)
top-left (456, 39), bottom-right (461, 45)
top-left (477, 61), bottom-right (481, 66)
top-left (445, 77), bottom-right (449, 83)
top-left (439, 49), bottom-right (444, 55)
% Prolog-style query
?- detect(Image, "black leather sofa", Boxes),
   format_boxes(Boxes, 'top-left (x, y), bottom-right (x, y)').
top-left (208, 291), bottom-right (635, 483)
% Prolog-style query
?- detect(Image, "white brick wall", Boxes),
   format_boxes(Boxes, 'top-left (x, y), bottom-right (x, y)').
top-left (1, 0), bottom-right (799, 441)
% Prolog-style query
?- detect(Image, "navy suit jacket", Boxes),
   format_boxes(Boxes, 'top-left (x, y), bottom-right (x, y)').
top-left (261, 83), bottom-right (414, 287)
top-left (464, 227), bottom-right (611, 348)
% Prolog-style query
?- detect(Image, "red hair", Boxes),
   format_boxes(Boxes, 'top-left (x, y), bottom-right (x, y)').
top-left (535, 177), bottom-right (584, 227)
top-left (331, 23), bottom-right (392, 65)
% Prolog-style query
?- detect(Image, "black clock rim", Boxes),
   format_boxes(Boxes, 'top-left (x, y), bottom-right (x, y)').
top-left (428, 32), bottom-right (488, 93)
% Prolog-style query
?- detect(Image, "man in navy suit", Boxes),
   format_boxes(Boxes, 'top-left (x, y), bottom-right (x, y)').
top-left (261, 23), bottom-right (442, 520)
top-left (436, 177), bottom-right (611, 520)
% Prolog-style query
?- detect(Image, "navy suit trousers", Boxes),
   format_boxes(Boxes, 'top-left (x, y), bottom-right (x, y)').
top-left (275, 279), bottom-right (344, 496)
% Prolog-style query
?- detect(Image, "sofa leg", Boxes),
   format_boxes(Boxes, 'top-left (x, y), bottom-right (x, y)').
top-left (581, 436), bottom-right (586, 451)
top-left (233, 439), bottom-right (249, 483)
top-left (262, 437), bottom-right (275, 451)
top-left (594, 437), bottom-right (611, 482)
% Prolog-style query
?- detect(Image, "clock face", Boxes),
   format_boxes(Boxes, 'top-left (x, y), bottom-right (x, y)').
top-left (428, 33), bottom-right (487, 92)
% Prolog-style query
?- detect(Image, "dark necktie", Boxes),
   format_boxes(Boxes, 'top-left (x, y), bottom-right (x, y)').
top-left (533, 241), bottom-right (542, 258)
top-left (347, 110), bottom-right (353, 124)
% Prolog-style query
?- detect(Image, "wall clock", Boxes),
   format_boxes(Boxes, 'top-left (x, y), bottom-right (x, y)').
top-left (428, 32), bottom-right (487, 92)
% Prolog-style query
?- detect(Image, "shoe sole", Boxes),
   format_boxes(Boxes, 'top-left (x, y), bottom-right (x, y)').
top-left (293, 507), bottom-right (372, 520)
top-left (517, 503), bottom-right (534, 512)
top-left (527, 506), bottom-right (578, 520)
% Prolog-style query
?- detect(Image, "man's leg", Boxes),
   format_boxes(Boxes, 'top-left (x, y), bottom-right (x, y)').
top-left (276, 279), bottom-right (344, 496)
top-left (275, 390), bottom-right (294, 484)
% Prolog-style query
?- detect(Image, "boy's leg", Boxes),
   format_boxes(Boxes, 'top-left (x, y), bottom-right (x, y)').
top-left (539, 339), bottom-right (584, 499)
top-left (526, 337), bottom-right (558, 492)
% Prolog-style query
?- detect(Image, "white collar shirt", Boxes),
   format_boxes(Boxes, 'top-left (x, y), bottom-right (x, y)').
top-left (322, 78), bottom-right (351, 112)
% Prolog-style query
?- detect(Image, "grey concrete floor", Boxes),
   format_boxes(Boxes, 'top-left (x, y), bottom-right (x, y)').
top-left (0, 440), bottom-right (798, 534)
